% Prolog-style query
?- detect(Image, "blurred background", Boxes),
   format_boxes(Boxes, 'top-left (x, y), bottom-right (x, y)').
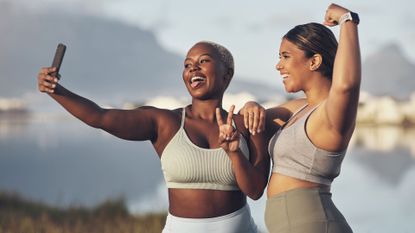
top-left (1, 0), bottom-right (415, 232)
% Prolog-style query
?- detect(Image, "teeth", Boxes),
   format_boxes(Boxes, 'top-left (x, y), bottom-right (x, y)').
top-left (281, 74), bottom-right (289, 79)
top-left (191, 76), bottom-right (205, 83)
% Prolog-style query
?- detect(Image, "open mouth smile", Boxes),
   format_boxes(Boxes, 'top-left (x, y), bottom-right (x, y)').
top-left (190, 76), bottom-right (206, 88)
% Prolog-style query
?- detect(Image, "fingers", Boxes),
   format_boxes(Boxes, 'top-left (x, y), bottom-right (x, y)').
top-left (324, 5), bottom-right (338, 26)
top-left (246, 105), bottom-right (265, 135)
top-left (323, 19), bottom-right (337, 27)
top-left (248, 111), bottom-right (254, 134)
top-left (216, 108), bottom-right (224, 126)
top-left (258, 108), bottom-right (266, 133)
top-left (38, 67), bottom-right (59, 94)
top-left (243, 108), bottom-right (249, 129)
top-left (226, 105), bottom-right (235, 125)
top-left (239, 101), bottom-right (266, 135)
top-left (240, 101), bottom-right (256, 128)
top-left (252, 110), bottom-right (261, 134)
top-left (218, 130), bottom-right (226, 143)
top-left (218, 126), bottom-right (234, 142)
top-left (39, 67), bottom-right (57, 75)
top-left (324, 3), bottom-right (349, 27)
top-left (217, 106), bottom-right (238, 141)
top-left (218, 126), bottom-right (239, 144)
top-left (216, 105), bottom-right (235, 126)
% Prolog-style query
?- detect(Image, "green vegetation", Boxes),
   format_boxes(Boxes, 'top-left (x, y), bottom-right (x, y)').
top-left (0, 191), bottom-right (166, 233)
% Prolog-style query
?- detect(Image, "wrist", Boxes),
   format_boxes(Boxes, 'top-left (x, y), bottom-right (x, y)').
top-left (228, 148), bottom-right (243, 157)
top-left (338, 11), bottom-right (360, 25)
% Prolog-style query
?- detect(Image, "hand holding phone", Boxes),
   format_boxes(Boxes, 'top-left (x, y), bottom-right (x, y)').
top-left (50, 43), bottom-right (66, 79)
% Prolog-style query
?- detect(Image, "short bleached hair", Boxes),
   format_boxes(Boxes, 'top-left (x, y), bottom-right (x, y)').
top-left (199, 41), bottom-right (234, 77)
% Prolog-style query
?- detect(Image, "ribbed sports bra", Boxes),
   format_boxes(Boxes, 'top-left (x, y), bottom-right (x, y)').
top-left (268, 104), bottom-right (347, 185)
top-left (161, 108), bottom-right (250, 191)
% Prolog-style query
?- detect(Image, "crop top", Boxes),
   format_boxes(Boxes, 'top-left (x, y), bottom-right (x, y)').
top-left (160, 108), bottom-right (250, 190)
top-left (268, 104), bottom-right (347, 185)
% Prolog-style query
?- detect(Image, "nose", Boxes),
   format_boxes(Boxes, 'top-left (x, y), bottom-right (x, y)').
top-left (275, 62), bottom-right (282, 71)
top-left (190, 63), bottom-right (201, 72)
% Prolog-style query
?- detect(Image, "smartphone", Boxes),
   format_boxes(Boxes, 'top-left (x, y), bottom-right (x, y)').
top-left (50, 43), bottom-right (66, 79)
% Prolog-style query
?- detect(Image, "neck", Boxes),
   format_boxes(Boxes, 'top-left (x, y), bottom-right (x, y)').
top-left (189, 98), bottom-right (223, 122)
top-left (303, 74), bottom-right (331, 105)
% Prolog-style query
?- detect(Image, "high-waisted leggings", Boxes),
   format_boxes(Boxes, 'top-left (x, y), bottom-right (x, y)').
top-left (265, 188), bottom-right (353, 233)
top-left (162, 204), bottom-right (258, 233)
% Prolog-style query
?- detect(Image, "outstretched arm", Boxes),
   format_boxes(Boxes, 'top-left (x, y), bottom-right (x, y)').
top-left (37, 67), bottom-right (159, 141)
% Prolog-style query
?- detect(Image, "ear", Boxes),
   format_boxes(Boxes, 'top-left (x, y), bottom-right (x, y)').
top-left (227, 68), bottom-right (234, 79)
top-left (309, 54), bottom-right (322, 71)
top-left (224, 68), bottom-right (234, 80)
top-left (223, 68), bottom-right (234, 89)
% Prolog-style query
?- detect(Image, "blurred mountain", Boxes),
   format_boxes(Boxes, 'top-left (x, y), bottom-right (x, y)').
top-left (0, 3), bottom-right (280, 103)
top-left (362, 43), bottom-right (415, 100)
top-left (0, 3), bottom-right (183, 100)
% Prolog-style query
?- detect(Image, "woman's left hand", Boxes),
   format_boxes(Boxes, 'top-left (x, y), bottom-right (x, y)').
top-left (216, 105), bottom-right (240, 153)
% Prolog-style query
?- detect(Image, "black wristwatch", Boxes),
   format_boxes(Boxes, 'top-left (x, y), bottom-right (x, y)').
top-left (339, 12), bottom-right (360, 25)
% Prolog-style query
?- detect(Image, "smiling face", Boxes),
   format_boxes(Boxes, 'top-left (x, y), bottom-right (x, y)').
top-left (182, 42), bottom-right (230, 100)
top-left (276, 38), bottom-right (312, 93)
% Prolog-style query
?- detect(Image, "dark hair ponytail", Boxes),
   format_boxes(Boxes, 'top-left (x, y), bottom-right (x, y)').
top-left (283, 22), bottom-right (338, 79)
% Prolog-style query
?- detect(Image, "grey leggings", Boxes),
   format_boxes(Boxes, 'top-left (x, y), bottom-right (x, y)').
top-left (265, 188), bottom-right (353, 233)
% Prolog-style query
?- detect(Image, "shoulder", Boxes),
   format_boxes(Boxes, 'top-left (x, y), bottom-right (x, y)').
top-left (136, 105), bottom-right (180, 116)
top-left (266, 98), bottom-right (307, 123)
top-left (278, 98), bottom-right (307, 112)
top-left (130, 106), bottom-right (182, 125)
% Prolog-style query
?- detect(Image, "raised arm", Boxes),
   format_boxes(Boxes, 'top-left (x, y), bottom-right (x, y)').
top-left (37, 67), bottom-right (160, 141)
top-left (323, 4), bottom-right (361, 137)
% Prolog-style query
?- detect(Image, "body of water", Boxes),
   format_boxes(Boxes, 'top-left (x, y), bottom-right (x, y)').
top-left (1, 114), bottom-right (414, 232)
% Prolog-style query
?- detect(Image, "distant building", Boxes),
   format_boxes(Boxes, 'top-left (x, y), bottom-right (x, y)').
top-left (357, 91), bottom-right (415, 126)
top-left (0, 98), bottom-right (29, 120)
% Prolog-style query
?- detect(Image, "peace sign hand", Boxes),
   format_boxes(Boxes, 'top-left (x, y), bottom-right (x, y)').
top-left (216, 105), bottom-right (240, 153)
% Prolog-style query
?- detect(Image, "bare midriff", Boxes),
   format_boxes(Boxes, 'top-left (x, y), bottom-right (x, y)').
top-left (267, 173), bottom-right (330, 198)
top-left (168, 189), bottom-right (246, 218)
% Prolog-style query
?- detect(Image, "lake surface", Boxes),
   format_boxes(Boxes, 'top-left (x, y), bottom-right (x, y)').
top-left (1, 114), bottom-right (414, 233)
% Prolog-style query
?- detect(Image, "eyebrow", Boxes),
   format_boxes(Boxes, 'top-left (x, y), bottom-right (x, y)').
top-left (184, 53), bottom-right (212, 62)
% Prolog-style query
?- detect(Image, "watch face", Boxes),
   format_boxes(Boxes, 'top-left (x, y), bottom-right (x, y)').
top-left (350, 12), bottom-right (360, 24)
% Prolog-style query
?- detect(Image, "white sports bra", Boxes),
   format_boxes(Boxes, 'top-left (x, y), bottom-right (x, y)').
top-left (161, 108), bottom-right (250, 190)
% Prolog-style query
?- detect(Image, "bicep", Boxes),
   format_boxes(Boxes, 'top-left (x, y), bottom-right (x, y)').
top-left (324, 87), bottom-right (360, 135)
top-left (99, 106), bottom-right (159, 141)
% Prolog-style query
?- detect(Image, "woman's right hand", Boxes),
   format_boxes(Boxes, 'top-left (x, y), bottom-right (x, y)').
top-left (239, 101), bottom-right (265, 135)
top-left (324, 3), bottom-right (351, 27)
top-left (37, 67), bottom-right (59, 94)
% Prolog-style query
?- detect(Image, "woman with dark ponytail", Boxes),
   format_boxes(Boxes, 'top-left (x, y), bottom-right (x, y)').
top-left (240, 3), bottom-right (360, 233)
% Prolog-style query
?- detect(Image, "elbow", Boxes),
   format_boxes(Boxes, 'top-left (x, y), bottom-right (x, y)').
top-left (246, 181), bottom-right (267, 200)
top-left (248, 190), bottom-right (264, 200)
top-left (86, 109), bottom-right (107, 129)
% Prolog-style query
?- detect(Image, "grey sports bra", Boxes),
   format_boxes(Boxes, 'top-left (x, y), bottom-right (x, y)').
top-left (268, 104), bottom-right (347, 185)
top-left (161, 108), bottom-right (250, 190)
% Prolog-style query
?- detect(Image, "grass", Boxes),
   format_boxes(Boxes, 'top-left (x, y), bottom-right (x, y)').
top-left (0, 191), bottom-right (166, 233)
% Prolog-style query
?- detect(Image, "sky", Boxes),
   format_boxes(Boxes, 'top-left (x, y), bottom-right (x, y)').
top-left (7, 0), bottom-right (415, 89)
